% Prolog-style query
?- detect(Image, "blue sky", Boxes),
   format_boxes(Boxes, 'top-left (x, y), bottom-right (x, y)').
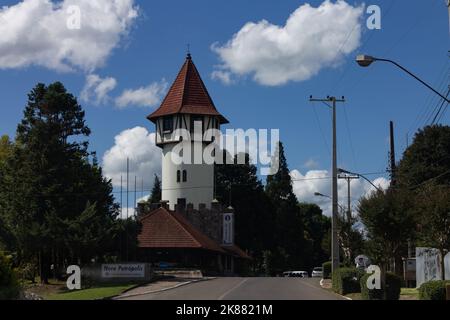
top-left (0, 0), bottom-right (448, 214)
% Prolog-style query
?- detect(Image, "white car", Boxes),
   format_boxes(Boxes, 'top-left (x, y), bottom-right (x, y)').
top-left (290, 271), bottom-right (309, 278)
top-left (311, 267), bottom-right (323, 278)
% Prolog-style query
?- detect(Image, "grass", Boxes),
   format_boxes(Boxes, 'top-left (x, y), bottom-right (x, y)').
top-left (46, 282), bottom-right (139, 300)
top-left (400, 287), bottom-right (419, 300)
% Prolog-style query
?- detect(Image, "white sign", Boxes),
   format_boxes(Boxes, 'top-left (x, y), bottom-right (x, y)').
top-left (222, 213), bottom-right (234, 246)
top-left (416, 247), bottom-right (442, 287)
top-left (445, 252), bottom-right (450, 281)
top-left (101, 264), bottom-right (145, 278)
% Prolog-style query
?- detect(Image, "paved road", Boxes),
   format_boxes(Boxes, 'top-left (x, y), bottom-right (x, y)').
top-left (119, 277), bottom-right (345, 300)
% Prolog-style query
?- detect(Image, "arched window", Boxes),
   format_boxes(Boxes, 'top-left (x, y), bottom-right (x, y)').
top-left (182, 170), bottom-right (187, 182)
top-left (176, 170), bottom-right (181, 183)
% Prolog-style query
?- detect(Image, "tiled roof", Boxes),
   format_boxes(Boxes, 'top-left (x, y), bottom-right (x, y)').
top-left (147, 54), bottom-right (229, 124)
top-left (138, 207), bottom-right (226, 253)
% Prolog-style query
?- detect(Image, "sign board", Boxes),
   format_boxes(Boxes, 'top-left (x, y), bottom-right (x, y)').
top-left (101, 264), bottom-right (145, 278)
top-left (416, 247), bottom-right (442, 287)
top-left (222, 213), bottom-right (234, 246)
top-left (445, 252), bottom-right (450, 281)
top-left (355, 255), bottom-right (371, 269)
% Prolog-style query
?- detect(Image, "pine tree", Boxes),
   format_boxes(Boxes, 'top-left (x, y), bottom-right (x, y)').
top-left (265, 142), bottom-right (306, 272)
top-left (149, 174), bottom-right (162, 204)
top-left (0, 82), bottom-right (119, 283)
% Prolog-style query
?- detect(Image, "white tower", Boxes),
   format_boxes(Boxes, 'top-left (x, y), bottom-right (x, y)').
top-left (147, 54), bottom-right (228, 210)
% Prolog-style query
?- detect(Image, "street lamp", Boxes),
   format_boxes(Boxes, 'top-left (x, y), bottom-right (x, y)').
top-left (337, 168), bottom-right (383, 192)
top-left (356, 55), bottom-right (450, 103)
top-left (314, 192), bottom-right (346, 214)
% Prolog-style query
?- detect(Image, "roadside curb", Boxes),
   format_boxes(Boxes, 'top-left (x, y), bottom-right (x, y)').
top-left (319, 278), bottom-right (352, 301)
top-left (114, 277), bottom-right (217, 299)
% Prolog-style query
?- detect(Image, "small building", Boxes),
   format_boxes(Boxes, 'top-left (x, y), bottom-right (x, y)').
top-left (137, 54), bottom-right (250, 275)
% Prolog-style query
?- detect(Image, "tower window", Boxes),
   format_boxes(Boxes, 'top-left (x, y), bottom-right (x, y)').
top-left (182, 170), bottom-right (187, 182)
top-left (163, 116), bottom-right (173, 132)
top-left (177, 170), bottom-right (181, 183)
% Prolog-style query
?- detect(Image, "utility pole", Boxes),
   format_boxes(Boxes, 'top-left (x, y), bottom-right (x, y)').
top-left (389, 121), bottom-right (397, 186)
top-left (338, 173), bottom-right (359, 222)
top-left (134, 176), bottom-right (137, 217)
top-left (309, 95), bottom-right (345, 274)
top-left (126, 158), bottom-right (129, 262)
top-left (126, 158), bottom-right (129, 219)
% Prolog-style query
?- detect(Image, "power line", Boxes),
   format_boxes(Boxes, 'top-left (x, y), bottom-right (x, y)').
top-left (430, 87), bottom-right (450, 125)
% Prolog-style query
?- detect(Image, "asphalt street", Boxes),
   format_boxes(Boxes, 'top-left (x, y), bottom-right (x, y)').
top-left (118, 277), bottom-right (346, 300)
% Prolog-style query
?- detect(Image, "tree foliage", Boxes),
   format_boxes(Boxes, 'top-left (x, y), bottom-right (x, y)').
top-left (0, 82), bottom-right (128, 283)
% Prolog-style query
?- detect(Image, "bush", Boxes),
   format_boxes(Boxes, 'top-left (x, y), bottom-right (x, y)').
top-left (385, 273), bottom-right (402, 300)
top-left (419, 280), bottom-right (450, 300)
top-left (16, 262), bottom-right (37, 283)
top-left (332, 267), bottom-right (364, 295)
top-left (361, 272), bottom-right (401, 300)
top-left (0, 252), bottom-right (20, 300)
top-left (322, 261), bottom-right (331, 279)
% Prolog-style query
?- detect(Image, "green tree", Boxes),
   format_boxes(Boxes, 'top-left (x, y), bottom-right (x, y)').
top-left (299, 203), bottom-right (331, 269)
top-left (149, 174), bottom-right (162, 204)
top-left (0, 82), bottom-right (119, 283)
top-left (265, 142), bottom-right (305, 271)
top-left (358, 189), bottom-right (415, 275)
top-left (216, 152), bottom-right (274, 273)
top-left (0, 135), bottom-right (14, 250)
top-left (396, 125), bottom-right (450, 188)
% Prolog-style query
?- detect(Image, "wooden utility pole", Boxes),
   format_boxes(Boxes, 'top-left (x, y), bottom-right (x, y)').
top-left (338, 173), bottom-right (359, 222)
top-left (389, 121), bottom-right (397, 186)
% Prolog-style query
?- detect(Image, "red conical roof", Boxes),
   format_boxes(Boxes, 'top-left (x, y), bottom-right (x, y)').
top-left (147, 54), bottom-right (229, 124)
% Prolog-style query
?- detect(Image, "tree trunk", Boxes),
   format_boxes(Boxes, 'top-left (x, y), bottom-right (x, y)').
top-left (39, 250), bottom-right (50, 285)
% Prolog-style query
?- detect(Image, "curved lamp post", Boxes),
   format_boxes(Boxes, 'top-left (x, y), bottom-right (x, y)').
top-left (356, 55), bottom-right (450, 103)
top-left (314, 192), bottom-right (346, 214)
top-left (337, 168), bottom-right (383, 192)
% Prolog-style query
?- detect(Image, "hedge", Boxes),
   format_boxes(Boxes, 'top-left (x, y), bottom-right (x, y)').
top-left (360, 272), bottom-right (401, 300)
top-left (322, 261), bottom-right (331, 279)
top-left (332, 267), bottom-right (364, 295)
top-left (419, 280), bottom-right (450, 300)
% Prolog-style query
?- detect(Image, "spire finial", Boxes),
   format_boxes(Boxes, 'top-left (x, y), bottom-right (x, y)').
top-left (186, 43), bottom-right (191, 59)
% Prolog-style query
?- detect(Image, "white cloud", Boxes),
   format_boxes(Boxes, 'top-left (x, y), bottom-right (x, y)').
top-left (102, 126), bottom-right (161, 191)
top-left (291, 169), bottom-right (389, 216)
top-left (211, 70), bottom-right (234, 85)
top-left (212, 0), bottom-right (363, 86)
top-left (0, 0), bottom-right (139, 72)
top-left (303, 158), bottom-right (319, 170)
top-left (115, 80), bottom-right (168, 108)
top-left (80, 74), bottom-right (117, 105)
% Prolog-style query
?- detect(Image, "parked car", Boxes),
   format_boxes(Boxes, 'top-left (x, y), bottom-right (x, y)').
top-left (290, 271), bottom-right (309, 278)
top-left (283, 271), bottom-right (292, 277)
top-left (311, 267), bottom-right (323, 278)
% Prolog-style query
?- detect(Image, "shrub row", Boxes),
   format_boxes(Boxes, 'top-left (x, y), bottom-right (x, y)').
top-left (419, 280), bottom-right (450, 300)
top-left (331, 267), bottom-right (401, 300)
top-left (360, 272), bottom-right (401, 300)
top-left (332, 267), bottom-right (364, 295)
top-left (322, 261), bottom-right (332, 279)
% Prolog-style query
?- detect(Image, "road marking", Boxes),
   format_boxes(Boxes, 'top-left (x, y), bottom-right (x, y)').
top-left (218, 278), bottom-right (249, 300)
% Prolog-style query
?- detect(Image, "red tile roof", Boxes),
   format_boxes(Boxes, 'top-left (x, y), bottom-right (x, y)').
top-left (147, 54), bottom-right (229, 124)
top-left (138, 207), bottom-right (226, 253)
